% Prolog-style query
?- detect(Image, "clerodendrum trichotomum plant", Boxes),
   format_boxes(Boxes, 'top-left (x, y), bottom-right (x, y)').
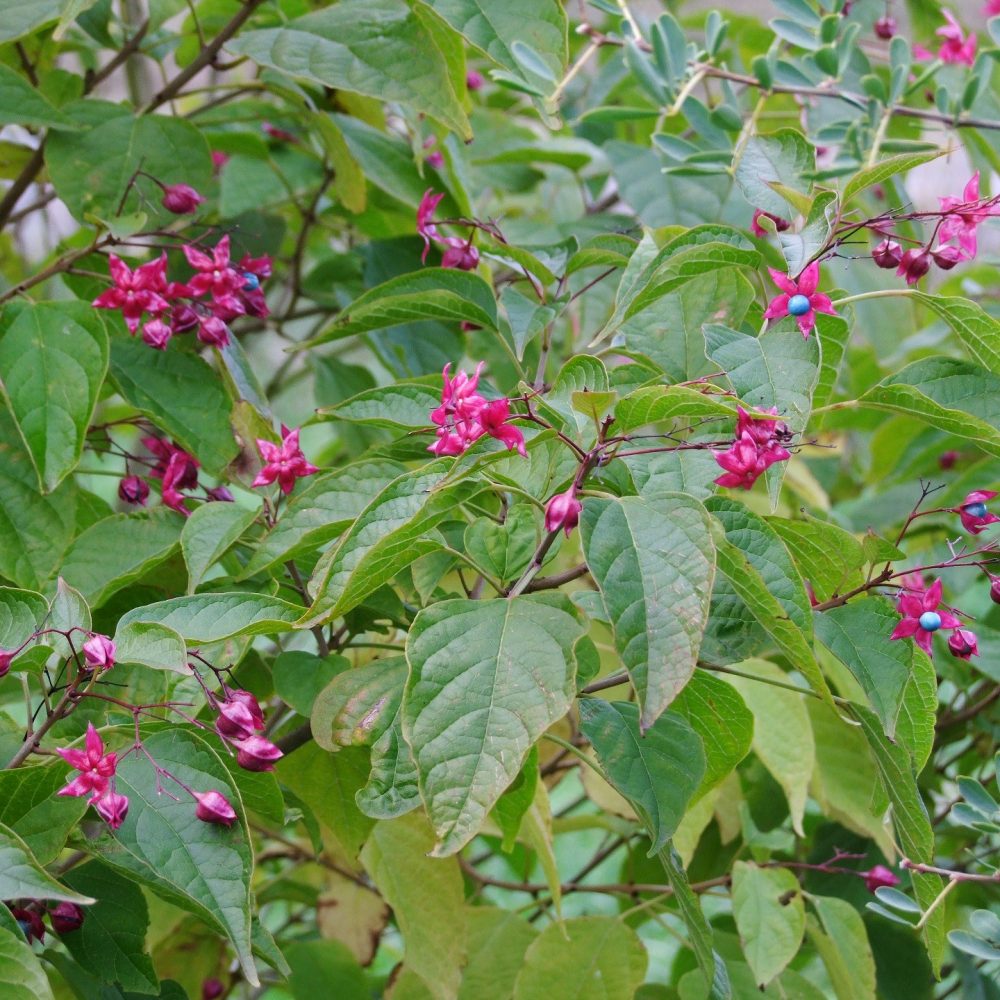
top-left (2, 0), bottom-right (1000, 996)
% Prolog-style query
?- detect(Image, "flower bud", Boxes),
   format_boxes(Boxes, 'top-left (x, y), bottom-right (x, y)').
top-left (206, 486), bottom-right (235, 503)
top-left (262, 122), bottom-right (298, 143)
top-left (215, 700), bottom-right (257, 741)
top-left (234, 735), bottom-right (283, 772)
top-left (118, 475), bottom-right (149, 506)
top-left (170, 304), bottom-right (200, 334)
top-left (0, 649), bottom-right (16, 677)
top-left (948, 628), bottom-right (979, 660)
top-left (545, 489), bottom-right (583, 537)
top-left (227, 690), bottom-right (265, 730)
top-left (49, 902), bottom-right (85, 934)
top-left (874, 16), bottom-right (896, 39)
top-left (931, 245), bottom-right (965, 270)
top-left (194, 790), bottom-right (237, 827)
top-left (990, 576), bottom-right (1000, 605)
top-left (11, 907), bottom-right (44, 942)
top-left (863, 865), bottom-right (899, 893)
top-left (92, 788), bottom-right (129, 829)
top-left (198, 316), bottom-right (230, 348)
top-left (896, 248), bottom-right (930, 285)
top-left (426, 150), bottom-right (444, 169)
top-left (871, 239), bottom-right (903, 269)
top-left (466, 70), bottom-right (485, 91)
top-left (161, 183), bottom-right (205, 215)
top-left (202, 978), bottom-right (226, 1000)
top-left (210, 151), bottom-right (229, 175)
top-left (938, 450), bottom-right (959, 470)
top-left (82, 634), bottom-right (116, 672)
top-left (141, 318), bottom-right (172, 351)
top-left (440, 242), bottom-right (480, 271)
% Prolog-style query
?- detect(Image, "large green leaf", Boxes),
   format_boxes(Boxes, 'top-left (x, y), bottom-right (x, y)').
top-left (578, 699), bottom-right (705, 854)
top-left (731, 861), bottom-right (805, 988)
top-left (806, 895), bottom-right (877, 1000)
top-left (402, 594), bottom-right (585, 855)
top-left (0, 821), bottom-right (92, 903)
top-left (0, 924), bottom-right (53, 1000)
top-left (458, 907), bottom-right (538, 1000)
top-left (0, 587), bottom-right (49, 652)
top-left (734, 130), bottom-right (814, 218)
top-left (581, 494), bottom-right (715, 731)
top-left (285, 940), bottom-right (367, 1000)
top-left (0, 0), bottom-right (63, 43)
top-left (0, 302), bottom-right (107, 492)
top-left (319, 382), bottom-right (440, 430)
top-left (912, 292), bottom-right (1000, 375)
top-left (302, 270), bottom-right (498, 347)
top-left (612, 385), bottom-right (736, 433)
top-left (311, 656), bottom-right (407, 751)
top-left (93, 729), bottom-right (256, 985)
top-left (300, 460), bottom-right (479, 627)
top-left (61, 861), bottom-right (158, 995)
top-left (180, 502), bottom-right (258, 594)
top-left (356, 713), bottom-right (421, 820)
top-left (842, 150), bottom-right (943, 203)
top-left (229, 0), bottom-right (470, 138)
top-left (0, 764), bottom-right (87, 865)
top-left (59, 508), bottom-right (182, 607)
top-left (107, 338), bottom-right (237, 475)
top-left (113, 621), bottom-right (188, 674)
top-left (766, 515), bottom-right (865, 603)
top-left (858, 357), bottom-right (1000, 457)
top-left (513, 917), bottom-right (647, 1000)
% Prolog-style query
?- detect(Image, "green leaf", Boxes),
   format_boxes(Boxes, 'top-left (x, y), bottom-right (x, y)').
top-left (229, 0), bottom-right (470, 139)
top-left (0, 587), bottom-right (49, 651)
top-left (181, 502), bottom-right (258, 594)
top-left (319, 381), bottom-right (440, 430)
top-left (492, 748), bottom-right (539, 852)
top-left (896, 647), bottom-right (936, 771)
top-left (300, 460), bottom-right (479, 627)
top-left (581, 494), bottom-right (716, 731)
top-left (94, 728), bottom-right (256, 985)
top-left (107, 338), bottom-right (237, 476)
top-left (0, 821), bottom-right (92, 903)
top-left (766, 515), bottom-right (865, 603)
top-left (113, 621), bottom-right (188, 673)
top-left (806, 895), bottom-right (877, 1000)
top-left (912, 292), bottom-right (1000, 376)
top-left (814, 597), bottom-right (911, 738)
top-left (731, 861), bottom-right (805, 988)
top-left (273, 650), bottom-right (347, 718)
top-left (311, 656), bottom-right (407, 751)
top-left (0, 302), bottom-right (108, 492)
top-left (842, 151), bottom-right (943, 203)
top-left (116, 593), bottom-right (303, 645)
top-left (0, 0), bottom-right (64, 43)
top-left (48, 577), bottom-right (90, 637)
top-left (858, 357), bottom-right (1000, 458)
top-left (46, 113), bottom-right (212, 225)
top-left (724, 659), bottom-right (815, 835)
top-left (302, 269), bottom-right (498, 347)
top-left (285, 940), bottom-right (367, 999)
top-left (61, 861), bottom-right (158, 995)
top-left (357, 712), bottom-right (421, 820)
top-left (458, 907), bottom-right (538, 1000)
top-left (734, 130), bottom-right (814, 218)
top-left (0, 64), bottom-right (76, 130)
top-left (403, 594), bottom-right (585, 855)
top-left (0, 924), bottom-right (54, 1000)
top-left (613, 386), bottom-right (737, 433)
top-left (360, 815), bottom-right (467, 1000)
top-left (0, 764), bottom-right (87, 865)
top-left (60, 508), bottom-right (182, 608)
top-left (513, 916), bottom-right (647, 1000)
top-left (463, 505), bottom-right (536, 584)
top-left (578, 699), bottom-right (705, 854)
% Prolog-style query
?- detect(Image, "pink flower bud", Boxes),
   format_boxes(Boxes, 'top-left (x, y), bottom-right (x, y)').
top-left (141, 318), bottom-right (172, 350)
top-left (194, 790), bottom-right (237, 827)
top-left (948, 628), bottom-right (979, 660)
top-left (750, 209), bottom-right (790, 238)
top-left (896, 248), bottom-right (931, 284)
top-left (210, 151), bottom-right (229, 175)
top-left (426, 150), bottom-right (444, 168)
top-left (931, 245), bottom-right (965, 270)
top-left (0, 649), bottom-right (15, 677)
top-left (202, 979), bottom-right (226, 1000)
top-left (262, 122), bottom-right (298, 144)
top-left (49, 902), bottom-right (85, 934)
top-left (863, 865), bottom-right (900, 893)
top-left (198, 315), bottom-right (230, 347)
top-left (990, 576), bottom-right (1000, 605)
top-left (545, 489), bottom-right (583, 537)
top-left (82, 634), bottom-right (115, 671)
top-left (234, 735), bottom-right (283, 772)
top-left (215, 700), bottom-right (257, 741)
top-left (118, 475), bottom-right (149, 506)
top-left (466, 70), bottom-right (485, 91)
top-left (11, 907), bottom-right (44, 942)
top-left (871, 239), bottom-right (903, 269)
top-left (938, 450), bottom-right (959, 470)
top-left (874, 16), bottom-right (896, 39)
top-left (91, 788), bottom-right (129, 829)
top-left (440, 242), bottom-right (480, 271)
top-left (161, 184), bottom-right (205, 215)
top-left (206, 486), bottom-right (234, 502)
top-left (227, 690), bottom-right (265, 730)
top-left (170, 303), bottom-right (200, 334)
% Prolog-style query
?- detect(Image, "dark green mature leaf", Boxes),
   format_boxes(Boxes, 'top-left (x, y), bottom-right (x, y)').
top-left (581, 494), bottom-right (716, 731)
top-left (116, 593), bottom-right (303, 644)
top-left (107, 338), bottom-right (237, 475)
top-left (842, 151), bottom-right (943, 203)
top-left (613, 386), bottom-right (736, 433)
top-left (311, 656), bottom-right (407, 751)
top-left (734, 130), bottom-right (814, 218)
top-left (858, 357), bottom-right (1000, 458)
top-left (60, 508), bottom-right (182, 607)
top-left (181, 502), bottom-right (258, 594)
top-left (913, 292), bottom-right (1000, 375)
top-left (766, 515), bottom-right (865, 603)
top-left (0, 821), bottom-right (92, 903)
top-left (0, 587), bottom-right (48, 652)
top-left (357, 713), bottom-right (421, 820)
top-left (319, 382), bottom-right (440, 430)
top-left (272, 650), bottom-right (347, 718)
top-left (578, 699), bottom-right (705, 854)
top-left (285, 939), bottom-right (367, 1000)
top-left (0, 765), bottom-right (87, 865)
top-left (0, 924), bottom-right (53, 1000)
top-left (301, 460), bottom-right (479, 627)
top-left (463, 506), bottom-right (536, 584)
top-left (403, 594), bottom-right (585, 855)
top-left (513, 916), bottom-right (647, 1000)
top-left (0, 64), bottom-right (76, 129)
top-left (0, 0), bottom-right (64, 43)
top-left (62, 861), bottom-right (158, 994)
top-left (230, 0), bottom-right (470, 138)
top-left (94, 729), bottom-right (256, 985)
top-left (815, 597), bottom-right (912, 738)
top-left (302, 269), bottom-right (498, 346)
top-left (113, 621), bottom-right (188, 673)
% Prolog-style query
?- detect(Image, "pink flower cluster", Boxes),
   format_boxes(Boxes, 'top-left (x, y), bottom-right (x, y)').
top-left (93, 236), bottom-right (270, 351)
top-left (213, 689), bottom-right (283, 773)
top-left (763, 262), bottom-right (837, 338)
top-left (57, 723), bottom-right (128, 830)
top-left (714, 406), bottom-right (792, 490)
top-left (9, 901), bottom-right (85, 942)
top-left (417, 190), bottom-right (480, 271)
top-left (914, 10), bottom-right (976, 66)
top-left (252, 425), bottom-right (319, 495)
top-left (119, 437), bottom-right (234, 517)
top-left (428, 363), bottom-right (526, 458)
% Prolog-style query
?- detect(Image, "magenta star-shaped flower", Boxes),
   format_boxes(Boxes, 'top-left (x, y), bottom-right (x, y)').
top-left (763, 261), bottom-right (837, 338)
top-left (938, 172), bottom-right (997, 260)
top-left (890, 578), bottom-right (961, 655)
top-left (92, 254), bottom-right (171, 333)
top-left (952, 489), bottom-right (1000, 534)
top-left (252, 426), bottom-right (319, 495)
top-left (57, 723), bottom-right (117, 798)
top-left (182, 236), bottom-right (245, 314)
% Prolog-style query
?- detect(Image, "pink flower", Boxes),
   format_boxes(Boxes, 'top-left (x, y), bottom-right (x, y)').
top-left (161, 448), bottom-right (200, 516)
top-left (252, 426), bottom-right (319, 495)
top-left (92, 254), bottom-right (171, 334)
top-left (182, 236), bottom-right (245, 315)
top-left (939, 450), bottom-right (960, 470)
top-left (466, 70), bottom-right (485, 91)
top-left (216, 700), bottom-right (258, 741)
top-left (234, 735), bottom-right (283, 772)
top-left (948, 628), bottom-right (979, 660)
top-left (986, 0), bottom-right (1000, 14)
top-left (206, 485), bottom-right (234, 502)
top-left (118, 475), bottom-right (149, 506)
top-left (952, 489), bottom-right (1000, 534)
top-left (197, 315), bottom-right (230, 348)
top-left (863, 865), bottom-right (900, 893)
top-left (750, 209), bottom-right (789, 238)
top-left (714, 432), bottom-right (774, 490)
top-left (989, 575), bottom-right (1000, 604)
top-left (57, 723), bottom-right (117, 797)
top-left (11, 908), bottom-right (44, 942)
top-left (193, 790), bottom-right (237, 827)
top-left (417, 189), bottom-right (446, 262)
top-left (440, 239), bottom-right (480, 271)
top-left (478, 398), bottom-right (527, 456)
top-left (82, 634), bottom-right (115, 671)
top-left (763, 261), bottom-right (836, 338)
top-left (931, 245), bottom-right (966, 271)
top-left (91, 787), bottom-right (129, 830)
top-left (896, 571), bottom-right (927, 599)
top-left (938, 173), bottom-right (996, 259)
top-left (262, 122), bottom-right (298, 143)
top-left (210, 150), bottom-right (230, 174)
top-left (890, 578), bottom-right (962, 655)
top-left (49, 902), bottom-right (85, 934)
top-left (545, 489), bottom-right (582, 536)
top-left (202, 979), bottom-right (225, 1000)
top-left (141, 318), bottom-right (173, 351)
top-left (169, 303), bottom-right (200, 334)
top-left (936, 10), bottom-right (977, 66)
top-left (161, 183), bottom-right (204, 215)
top-left (427, 364), bottom-right (526, 457)
top-left (228, 690), bottom-right (265, 729)
top-left (896, 248), bottom-right (931, 285)
top-left (232, 253), bottom-right (271, 319)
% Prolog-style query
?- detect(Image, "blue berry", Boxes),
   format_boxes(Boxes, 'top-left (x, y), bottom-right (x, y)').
top-left (787, 294), bottom-right (811, 316)
top-left (242, 272), bottom-right (260, 291)
top-left (918, 611), bottom-right (942, 632)
top-left (964, 502), bottom-right (988, 518)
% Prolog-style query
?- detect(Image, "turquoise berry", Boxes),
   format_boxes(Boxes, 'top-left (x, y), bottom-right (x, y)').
top-left (787, 293), bottom-right (811, 316)
top-left (964, 502), bottom-right (988, 518)
top-left (918, 611), bottom-right (942, 632)
top-left (242, 272), bottom-right (260, 291)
